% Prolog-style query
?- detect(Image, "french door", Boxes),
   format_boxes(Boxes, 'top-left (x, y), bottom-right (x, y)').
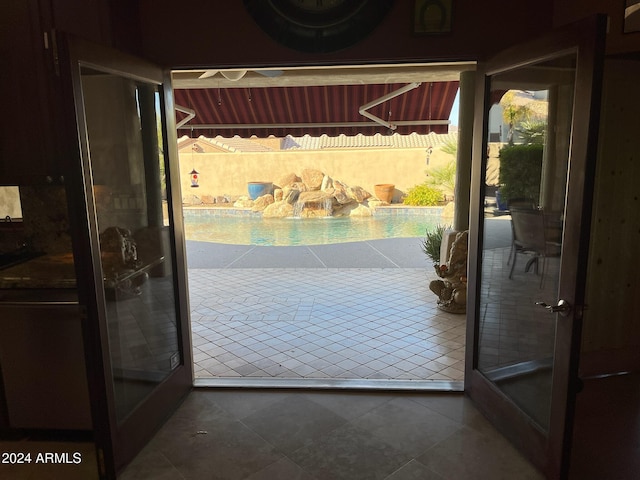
top-left (465, 16), bottom-right (605, 479)
top-left (59, 35), bottom-right (192, 478)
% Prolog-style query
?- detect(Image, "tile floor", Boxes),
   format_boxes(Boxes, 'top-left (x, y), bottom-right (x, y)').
top-left (185, 218), bottom-right (514, 385)
top-left (189, 267), bottom-right (466, 383)
top-left (119, 389), bottom-right (544, 479)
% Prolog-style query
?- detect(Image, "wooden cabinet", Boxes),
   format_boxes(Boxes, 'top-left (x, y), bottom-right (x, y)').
top-left (0, 1), bottom-right (59, 184)
top-left (0, 303), bottom-right (92, 430)
top-left (0, 0), bottom-right (139, 185)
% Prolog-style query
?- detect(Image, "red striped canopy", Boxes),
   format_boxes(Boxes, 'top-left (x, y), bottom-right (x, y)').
top-left (174, 81), bottom-right (458, 138)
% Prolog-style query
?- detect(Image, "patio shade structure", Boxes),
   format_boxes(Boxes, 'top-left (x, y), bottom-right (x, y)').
top-left (173, 81), bottom-right (459, 138)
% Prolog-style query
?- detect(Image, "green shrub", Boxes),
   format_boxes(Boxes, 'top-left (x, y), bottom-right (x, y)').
top-left (426, 160), bottom-right (456, 198)
top-left (421, 224), bottom-right (450, 264)
top-left (515, 120), bottom-right (546, 144)
top-left (498, 144), bottom-right (543, 204)
top-left (402, 183), bottom-right (443, 206)
top-left (440, 139), bottom-right (458, 156)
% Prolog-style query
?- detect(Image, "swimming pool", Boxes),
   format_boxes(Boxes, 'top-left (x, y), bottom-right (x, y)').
top-left (182, 207), bottom-right (444, 246)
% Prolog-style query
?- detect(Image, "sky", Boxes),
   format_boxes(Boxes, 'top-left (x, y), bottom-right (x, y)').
top-left (449, 89), bottom-right (460, 127)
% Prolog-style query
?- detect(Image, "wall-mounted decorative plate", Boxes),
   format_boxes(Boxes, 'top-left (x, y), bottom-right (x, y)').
top-left (244, 0), bottom-right (394, 53)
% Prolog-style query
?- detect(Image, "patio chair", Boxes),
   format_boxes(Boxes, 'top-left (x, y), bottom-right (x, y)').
top-left (506, 199), bottom-right (537, 266)
top-left (508, 207), bottom-right (562, 288)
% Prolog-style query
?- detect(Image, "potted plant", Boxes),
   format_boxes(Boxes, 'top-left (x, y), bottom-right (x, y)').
top-left (420, 224), bottom-right (450, 265)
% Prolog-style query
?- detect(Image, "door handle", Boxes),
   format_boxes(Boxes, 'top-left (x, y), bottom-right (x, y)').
top-left (535, 299), bottom-right (572, 317)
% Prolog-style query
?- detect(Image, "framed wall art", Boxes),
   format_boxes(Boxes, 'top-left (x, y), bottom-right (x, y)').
top-left (414, 0), bottom-right (452, 34)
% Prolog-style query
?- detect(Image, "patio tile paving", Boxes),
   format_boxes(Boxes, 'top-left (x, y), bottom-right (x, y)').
top-left (184, 223), bottom-right (515, 385)
top-left (188, 267), bottom-right (466, 382)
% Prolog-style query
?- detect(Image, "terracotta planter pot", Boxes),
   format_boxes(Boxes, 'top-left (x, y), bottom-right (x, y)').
top-left (374, 184), bottom-right (395, 203)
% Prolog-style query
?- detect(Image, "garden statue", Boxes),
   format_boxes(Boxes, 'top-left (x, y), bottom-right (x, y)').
top-left (429, 230), bottom-right (468, 314)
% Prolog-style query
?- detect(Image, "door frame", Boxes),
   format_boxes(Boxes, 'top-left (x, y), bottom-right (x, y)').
top-left (465, 15), bottom-right (606, 479)
top-left (58, 33), bottom-right (193, 478)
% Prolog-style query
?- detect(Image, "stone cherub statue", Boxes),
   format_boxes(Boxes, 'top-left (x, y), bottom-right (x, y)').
top-left (429, 230), bottom-right (468, 314)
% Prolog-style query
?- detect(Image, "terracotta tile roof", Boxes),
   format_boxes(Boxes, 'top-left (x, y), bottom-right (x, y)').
top-left (177, 136), bottom-right (231, 153)
top-left (282, 132), bottom-right (458, 150)
top-left (177, 135), bottom-right (274, 153)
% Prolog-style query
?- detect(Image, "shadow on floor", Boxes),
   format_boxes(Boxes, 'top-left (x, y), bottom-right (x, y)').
top-left (119, 389), bottom-right (544, 480)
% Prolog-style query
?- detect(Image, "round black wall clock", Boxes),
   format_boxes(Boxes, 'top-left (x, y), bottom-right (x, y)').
top-left (243, 0), bottom-right (395, 53)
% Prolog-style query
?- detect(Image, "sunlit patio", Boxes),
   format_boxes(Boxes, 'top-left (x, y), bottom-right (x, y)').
top-left (185, 217), bottom-right (513, 387)
top-left (189, 265), bottom-right (466, 385)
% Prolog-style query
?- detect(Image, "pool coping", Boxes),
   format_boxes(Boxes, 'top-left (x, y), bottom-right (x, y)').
top-left (185, 237), bottom-right (432, 269)
top-left (184, 218), bottom-right (513, 270)
top-left (182, 205), bottom-right (445, 217)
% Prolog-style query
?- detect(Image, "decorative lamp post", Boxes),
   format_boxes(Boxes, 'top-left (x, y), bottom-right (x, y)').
top-left (190, 169), bottom-right (200, 188)
top-left (189, 142), bottom-right (200, 187)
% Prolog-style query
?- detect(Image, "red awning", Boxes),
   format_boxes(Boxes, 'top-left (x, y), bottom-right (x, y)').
top-left (174, 81), bottom-right (458, 138)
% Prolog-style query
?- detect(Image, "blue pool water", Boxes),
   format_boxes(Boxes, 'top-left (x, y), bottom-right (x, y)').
top-left (183, 209), bottom-right (443, 246)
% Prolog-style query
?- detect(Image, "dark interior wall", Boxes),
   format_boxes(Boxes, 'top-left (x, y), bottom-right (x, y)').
top-left (102, 0), bottom-right (143, 52)
top-left (37, 0), bottom-right (142, 51)
top-left (136, 0), bottom-right (554, 69)
top-left (51, 0), bottom-right (112, 45)
top-left (0, 0), bottom-right (144, 182)
top-left (554, 0), bottom-right (640, 55)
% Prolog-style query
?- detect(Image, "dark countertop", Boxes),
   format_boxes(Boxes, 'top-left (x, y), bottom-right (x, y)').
top-left (0, 253), bottom-right (77, 290)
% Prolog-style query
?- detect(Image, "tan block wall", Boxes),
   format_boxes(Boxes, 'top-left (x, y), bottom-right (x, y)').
top-left (179, 147), bottom-right (454, 202)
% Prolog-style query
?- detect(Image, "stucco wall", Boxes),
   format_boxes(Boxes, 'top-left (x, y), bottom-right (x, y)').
top-left (178, 147), bottom-right (455, 203)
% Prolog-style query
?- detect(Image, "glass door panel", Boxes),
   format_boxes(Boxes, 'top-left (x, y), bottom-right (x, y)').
top-left (61, 34), bottom-right (192, 477)
top-left (466, 16), bottom-right (606, 478)
top-left (80, 68), bottom-right (181, 423)
top-left (477, 53), bottom-right (576, 431)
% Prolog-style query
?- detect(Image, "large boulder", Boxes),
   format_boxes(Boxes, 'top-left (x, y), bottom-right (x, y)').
top-left (333, 203), bottom-right (372, 217)
top-left (321, 174), bottom-right (333, 191)
top-left (301, 168), bottom-right (324, 191)
top-left (297, 191), bottom-right (332, 203)
top-left (333, 180), bottom-right (354, 205)
top-left (296, 191), bottom-right (333, 217)
top-left (251, 194), bottom-right (275, 211)
top-left (348, 204), bottom-right (372, 217)
top-left (347, 186), bottom-right (371, 203)
top-left (366, 198), bottom-right (385, 209)
top-left (233, 196), bottom-right (254, 208)
top-left (263, 200), bottom-right (294, 218)
top-left (275, 172), bottom-right (300, 189)
top-left (283, 182), bottom-right (306, 204)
